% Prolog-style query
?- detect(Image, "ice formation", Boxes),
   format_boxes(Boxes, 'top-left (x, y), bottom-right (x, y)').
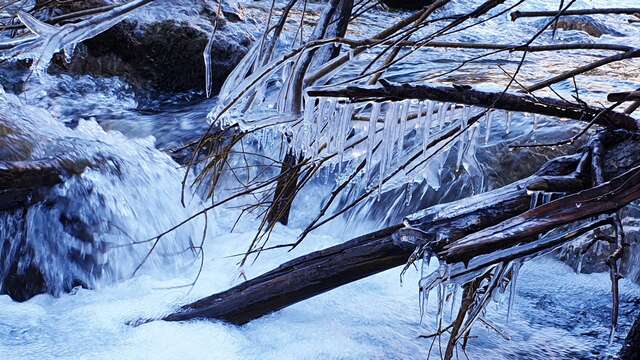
top-left (2, 0), bottom-right (153, 76)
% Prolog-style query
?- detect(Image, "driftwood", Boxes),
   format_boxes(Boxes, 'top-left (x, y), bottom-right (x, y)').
top-left (160, 130), bottom-right (640, 325)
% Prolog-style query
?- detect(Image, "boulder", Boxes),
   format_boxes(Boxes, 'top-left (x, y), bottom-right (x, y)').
top-left (550, 16), bottom-right (624, 38)
top-left (44, 0), bottom-right (255, 95)
top-left (620, 315), bottom-right (640, 359)
top-left (381, 0), bottom-right (435, 10)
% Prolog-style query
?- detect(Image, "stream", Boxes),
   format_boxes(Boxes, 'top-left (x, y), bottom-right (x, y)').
top-left (1, 0), bottom-right (640, 359)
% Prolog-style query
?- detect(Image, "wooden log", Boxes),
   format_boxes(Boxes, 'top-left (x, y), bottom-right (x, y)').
top-left (164, 225), bottom-right (407, 324)
top-left (160, 131), bottom-right (640, 325)
top-left (442, 163), bottom-right (640, 263)
top-left (307, 81), bottom-right (640, 132)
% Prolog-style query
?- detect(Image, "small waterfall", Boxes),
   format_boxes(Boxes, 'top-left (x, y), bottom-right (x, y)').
top-left (0, 91), bottom-right (202, 299)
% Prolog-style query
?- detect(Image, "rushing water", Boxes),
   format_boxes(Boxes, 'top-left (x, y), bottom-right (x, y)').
top-left (1, 0), bottom-right (640, 359)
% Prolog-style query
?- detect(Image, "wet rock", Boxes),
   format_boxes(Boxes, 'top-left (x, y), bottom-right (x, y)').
top-left (549, 16), bottom-right (624, 38)
top-left (45, 0), bottom-right (255, 95)
top-left (0, 220), bottom-right (48, 302)
top-left (381, 0), bottom-right (435, 10)
top-left (620, 315), bottom-right (640, 360)
top-left (0, 101), bottom-right (107, 301)
top-left (556, 216), bottom-right (640, 282)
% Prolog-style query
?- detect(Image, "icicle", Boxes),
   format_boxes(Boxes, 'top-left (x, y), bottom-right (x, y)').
top-left (338, 103), bottom-right (355, 172)
top-left (329, 103), bottom-right (343, 154)
top-left (366, 102), bottom-right (382, 179)
top-left (463, 123), bottom-right (480, 175)
top-left (484, 110), bottom-right (493, 145)
top-left (276, 61), bottom-right (296, 111)
top-left (506, 260), bottom-right (522, 323)
top-left (414, 100), bottom-right (422, 130)
top-left (379, 102), bottom-right (398, 197)
top-left (203, 30), bottom-right (216, 98)
top-left (322, 98), bottom-right (338, 154)
top-left (456, 106), bottom-right (469, 171)
top-left (506, 111), bottom-right (513, 134)
top-left (404, 181), bottom-right (414, 206)
top-left (301, 95), bottom-right (316, 157)
top-left (449, 284), bottom-right (458, 321)
top-left (422, 101), bottom-right (435, 153)
top-left (436, 283), bottom-right (445, 330)
top-left (529, 190), bottom-right (540, 209)
top-left (398, 99), bottom-right (410, 155)
top-left (438, 102), bottom-right (447, 130)
top-left (419, 252), bottom-right (432, 324)
top-left (577, 253), bottom-right (584, 273)
top-left (430, 102), bottom-right (439, 131)
top-left (416, 101), bottom-right (425, 142)
top-left (435, 262), bottom-right (450, 330)
top-left (443, 103), bottom-right (453, 130)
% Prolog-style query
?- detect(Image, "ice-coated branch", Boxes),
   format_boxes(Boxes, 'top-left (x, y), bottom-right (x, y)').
top-left (1, 0), bottom-right (154, 75)
top-left (307, 80), bottom-right (640, 131)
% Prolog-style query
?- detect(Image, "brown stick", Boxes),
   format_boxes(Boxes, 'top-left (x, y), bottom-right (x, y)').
top-left (442, 164), bottom-right (640, 263)
top-left (608, 91), bottom-right (640, 103)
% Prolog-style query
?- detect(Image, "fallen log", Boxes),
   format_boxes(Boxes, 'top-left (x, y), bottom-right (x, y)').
top-left (159, 131), bottom-right (640, 325)
top-left (442, 163), bottom-right (640, 263)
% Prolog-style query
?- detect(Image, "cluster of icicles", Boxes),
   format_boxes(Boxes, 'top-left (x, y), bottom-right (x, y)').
top-left (415, 190), bottom-right (562, 338)
top-left (251, 96), bottom-right (542, 193)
